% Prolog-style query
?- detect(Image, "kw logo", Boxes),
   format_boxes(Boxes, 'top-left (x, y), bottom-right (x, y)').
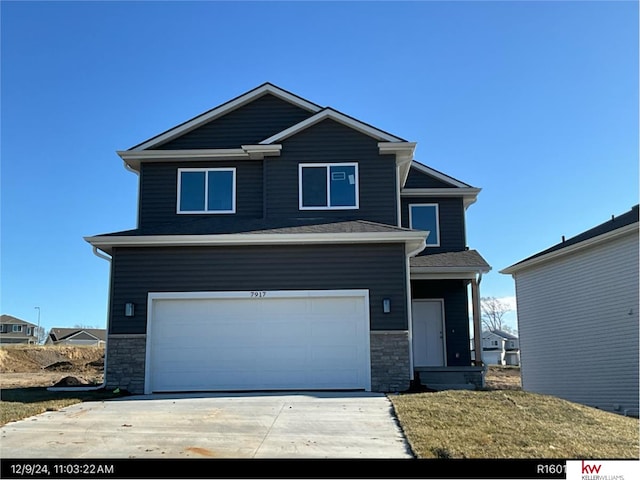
top-left (582, 461), bottom-right (602, 474)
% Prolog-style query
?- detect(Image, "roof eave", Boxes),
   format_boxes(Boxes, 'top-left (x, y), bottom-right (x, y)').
top-left (117, 145), bottom-right (282, 172)
top-left (85, 231), bottom-right (428, 256)
top-left (500, 221), bottom-right (639, 275)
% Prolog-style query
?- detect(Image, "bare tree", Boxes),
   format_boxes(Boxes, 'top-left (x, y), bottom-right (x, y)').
top-left (481, 296), bottom-right (511, 332)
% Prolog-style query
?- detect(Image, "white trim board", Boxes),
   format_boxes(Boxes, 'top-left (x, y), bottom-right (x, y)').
top-left (500, 222), bottom-right (639, 275)
top-left (131, 84), bottom-right (321, 151)
top-left (85, 231), bottom-right (428, 256)
top-left (260, 109), bottom-right (404, 144)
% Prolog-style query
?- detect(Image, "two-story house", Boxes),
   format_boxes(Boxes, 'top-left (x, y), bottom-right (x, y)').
top-left (481, 330), bottom-right (520, 366)
top-left (85, 83), bottom-right (491, 395)
top-left (0, 314), bottom-right (38, 344)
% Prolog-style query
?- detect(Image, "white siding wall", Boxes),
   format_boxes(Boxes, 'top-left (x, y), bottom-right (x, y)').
top-left (514, 229), bottom-right (639, 415)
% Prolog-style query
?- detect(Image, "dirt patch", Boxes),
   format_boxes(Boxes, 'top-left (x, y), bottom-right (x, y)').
top-left (485, 365), bottom-right (521, 390)
top-left (0, 345), bottom-right (104, 388)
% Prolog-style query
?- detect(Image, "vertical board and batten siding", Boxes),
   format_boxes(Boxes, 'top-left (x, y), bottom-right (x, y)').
top-left (138, 160), bottom-right (263, 229)
top-left (411, 279), bottom-right (471, 366)
top-left (155, 94), bottom-right (314, 150)
top-left (266, 119), bottom-right (398, 225)
top-left (110, 243), bottom-right (407, 334)
top-left (514, 229), bottom-right (639, 414)
top-left (401, 197), bottom-right (466, 254)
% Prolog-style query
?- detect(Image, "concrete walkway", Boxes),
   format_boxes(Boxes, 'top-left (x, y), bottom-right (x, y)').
top-left (0, 391), bottom-right (414, 459)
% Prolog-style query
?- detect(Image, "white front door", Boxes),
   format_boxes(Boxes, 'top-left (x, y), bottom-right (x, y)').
top-left (412, 300), bottom-right (445, 367)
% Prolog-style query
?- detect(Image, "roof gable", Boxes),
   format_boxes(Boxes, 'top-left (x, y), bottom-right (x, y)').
top-left (406, 161), bottom-right (472, 188)
top-left (0, 314), bottom-right (35, 326)
top-left (49, 328), bottom-right (106, 341)
top-left (130, 83), bottom-right (322, 151)
top-left (259, 107), bottom-right (405, 144)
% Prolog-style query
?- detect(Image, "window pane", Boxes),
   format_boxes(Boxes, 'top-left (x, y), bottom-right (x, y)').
top-left (329, 165), bottom-right (356, 207)
top-left (302, 167), bottom-right (328, 207)
top-left (411, 205), bottom-right (439, 245)
top-left (208, 170), bottom-right (234, 211)
top-left (180, 171), bottom-right (206, 211)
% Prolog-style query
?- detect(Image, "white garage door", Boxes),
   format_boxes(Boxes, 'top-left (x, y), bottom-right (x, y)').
top-left (145, 290), bottom-right (371, 393)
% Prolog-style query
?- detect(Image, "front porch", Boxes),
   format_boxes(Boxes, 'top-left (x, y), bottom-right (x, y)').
top-left (412, 366), bottom-right (486, 391)
top-left (409, 249), bottom-right (491, 391)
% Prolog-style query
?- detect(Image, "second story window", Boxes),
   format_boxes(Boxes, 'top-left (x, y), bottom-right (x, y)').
top-left (12, 325), bottom-right (22, 333)
top-left (299, 163), bottom-right (359, 210)
top-left (410, 204), bottom-right (440, 247)
top-left (177, 168), bottom-right (236, 214)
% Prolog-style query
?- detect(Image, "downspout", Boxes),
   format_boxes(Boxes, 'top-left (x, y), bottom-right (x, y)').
top-left (48, 247), bottom-right (112, 392)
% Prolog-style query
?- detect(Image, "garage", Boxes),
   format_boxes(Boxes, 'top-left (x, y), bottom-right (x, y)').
top-left (144, 290), bottom-right (371, 393)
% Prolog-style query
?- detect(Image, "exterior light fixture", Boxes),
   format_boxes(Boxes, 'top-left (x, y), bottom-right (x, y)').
top-left (383, 298), bottom-right (391, 314)
top-left (125, 303), bottom-right (135, 317)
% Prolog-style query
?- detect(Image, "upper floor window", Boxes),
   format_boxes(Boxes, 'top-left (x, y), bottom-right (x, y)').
top-left (12, 325), bottom-right (22, 333)
top-left (409, 204), bottom-right (440, 246)
top-left (299, 163), bottom-right (359, 210)
top-left (177, 168), bottom-right (236, 214)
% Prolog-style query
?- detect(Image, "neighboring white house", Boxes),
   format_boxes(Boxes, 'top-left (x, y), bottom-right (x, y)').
top-left (501, 205), bottom-right (639, 417)
top-left (481, 330), bottom-right (520, 366)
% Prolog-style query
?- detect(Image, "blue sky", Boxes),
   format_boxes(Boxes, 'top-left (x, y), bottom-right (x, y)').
top-left (1, 1), bottom-right (638, 336)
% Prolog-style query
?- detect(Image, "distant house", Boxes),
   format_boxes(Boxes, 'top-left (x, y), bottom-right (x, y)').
top-left (501, 205), bottom-right (639, 416)
top-left (0, 315), bottom-right (38, 344)
top-left (481, 330), bottom-right (520, 366)
top-left (46, 328), bottom-right (106, 346)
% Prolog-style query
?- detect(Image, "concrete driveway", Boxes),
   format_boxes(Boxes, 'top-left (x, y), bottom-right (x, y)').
top-left (0, 391), bottom-right (414, 459)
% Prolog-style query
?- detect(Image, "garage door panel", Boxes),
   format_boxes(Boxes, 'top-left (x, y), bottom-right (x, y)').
top-left (147, 292), bottom-right (370, 393)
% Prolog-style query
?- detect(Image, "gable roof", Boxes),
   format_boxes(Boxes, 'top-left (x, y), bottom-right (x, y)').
top-left (48, 328), bottom-right (106, 343)
top-left (129, 83), bottom-right (323, 151)
top-left (501, 205), bottom-right (639, 275)
top-left (0, 314), bottom-right (36, 327)
top-left (487, 329), bottom-right (518, 340)
top-left (259, 107), bottom-right (405, 144)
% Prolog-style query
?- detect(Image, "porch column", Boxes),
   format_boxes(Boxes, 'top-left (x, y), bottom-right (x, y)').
top-left (471, 275), bottom-right (483, 366)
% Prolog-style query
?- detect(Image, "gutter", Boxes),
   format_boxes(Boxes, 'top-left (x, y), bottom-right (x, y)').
top-left (47, 247), bottom-right (112, 392)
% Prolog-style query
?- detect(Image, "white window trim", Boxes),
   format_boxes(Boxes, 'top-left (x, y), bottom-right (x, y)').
top-left (177, 168), bottom-right (236, 214)
top-left (12, 325), bottom-right (22, 333)
top-left (298, 162), bottom-right (359, 210)
top-left (409, 203), bottom-right (441, 247)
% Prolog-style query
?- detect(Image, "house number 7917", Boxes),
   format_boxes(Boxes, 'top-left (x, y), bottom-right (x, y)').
top-left (250, 291), bottom-right (266, 297)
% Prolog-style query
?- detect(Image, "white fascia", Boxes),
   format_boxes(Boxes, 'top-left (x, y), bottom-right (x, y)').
top-left (378, 142), bottom-right (416, 188)
top-left (401, 188), bottom-right (481, 209)
top-left (260, 109), bottom-right (405, 145)
top-left (500, 222), bottom-right (639, 275)
top-left (411, 268), bottom-right (492, 281)
top-left (410, 161), bottom-right (472, 188)
top-left (117, 145), bottom-right (282, 172)
top-left (85, 231), bottom-right (428, 256)
top-left (131, 84), bottom-right (321, 151)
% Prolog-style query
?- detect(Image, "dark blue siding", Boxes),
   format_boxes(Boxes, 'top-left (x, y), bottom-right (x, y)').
top-left (157, 94), bottom-right (314, 149)
top-left (405, 167), bottom-right (456, 188)
top-left (109, 244), bottom-right (407, 334)
top-left (411, 280), bottom-right (471, 366)
top-left (266, 119), bottom-right (398, 225)
top-left (139, 160), bottom-right (263, 229)
top-left (401, 197), bottom-right (466, 253)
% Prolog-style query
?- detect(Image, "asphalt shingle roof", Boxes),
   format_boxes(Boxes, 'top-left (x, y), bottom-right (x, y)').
top-left (410, 250), bottom-right (491, 270)
top-left (96, 219), bottom-right (417, 237)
